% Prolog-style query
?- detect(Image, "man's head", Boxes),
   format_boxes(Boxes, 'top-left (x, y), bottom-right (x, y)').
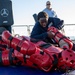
top-left (46, 1), bottom-right (51, 9)
top-left (38, 12), bottom-right (48, 27)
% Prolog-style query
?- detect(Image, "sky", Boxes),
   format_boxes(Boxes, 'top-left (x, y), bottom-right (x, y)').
top-left (12, 0), bottom-right (75, 25)
top-left (10, 0), bottom-right (75, 38)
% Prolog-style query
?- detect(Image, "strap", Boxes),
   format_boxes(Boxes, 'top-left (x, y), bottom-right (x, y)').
top-left (54, 32), bottom-right (59, 38)
top-left (40, 43), bottom-right (52, 49)
top-left (23, 55), bottom-right (27, 63)
top-left (0, 51), bottom-right (2, 65)
top-left (16, 39), bottom-right (25, 52)
top-left (0, 44), bottom-right (7, 48)
top-left (8, 36), bottom-right (13, 41)
top-left (9, 48), bottom-right (14, 65)
top-left (40, 51), bottom-right (44, 55)
top-left (52, 54), bottom-right (58, 66)
top-left (16, 46), bottom-right (21, 52)
top-left (58, 36), bottom-right (67, 43)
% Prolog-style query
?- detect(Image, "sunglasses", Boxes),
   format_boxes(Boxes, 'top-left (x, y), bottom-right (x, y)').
top-left (47, 4), bottom-right (50, 5)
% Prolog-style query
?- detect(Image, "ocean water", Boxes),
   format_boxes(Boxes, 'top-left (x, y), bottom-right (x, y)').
top-left (64, 25), bottom-right (75, 40)
top-left (12, 24), bottom-right (75, 40)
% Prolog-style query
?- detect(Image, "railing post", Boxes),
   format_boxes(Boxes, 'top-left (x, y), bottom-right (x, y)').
top-left (27, 25), bottom-right (31, 36)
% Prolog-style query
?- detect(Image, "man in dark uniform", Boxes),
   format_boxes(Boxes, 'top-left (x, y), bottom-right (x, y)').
top-left (30, 11), bottom-right (64, 43)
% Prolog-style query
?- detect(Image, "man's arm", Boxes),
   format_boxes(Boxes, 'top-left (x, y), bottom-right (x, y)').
top-left (30, 22), bottom-right (48, 40)
top-left (31, 32), bottom-right (48, 40)
top-left (49, 17), bottom-right (64, 30)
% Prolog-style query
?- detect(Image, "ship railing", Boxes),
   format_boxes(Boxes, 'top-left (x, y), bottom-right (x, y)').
top-left (12, 24), bottom-right (75, 41)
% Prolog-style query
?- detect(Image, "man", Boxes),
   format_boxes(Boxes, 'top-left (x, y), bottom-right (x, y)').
top-left (43, 1), bottom-right (65, 34)
top-left (43, 1), bottom-right (57, 18)
top-left (30, 12), bottom-right (64, 44)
